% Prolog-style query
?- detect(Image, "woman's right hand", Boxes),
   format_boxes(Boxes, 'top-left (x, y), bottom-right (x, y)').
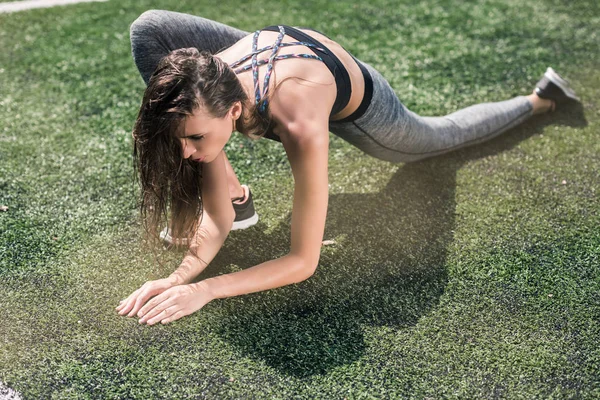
top-left (116, 278), bottom-right (177, 318)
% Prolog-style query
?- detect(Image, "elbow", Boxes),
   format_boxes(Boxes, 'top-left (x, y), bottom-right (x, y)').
top-left (306, 257), bottom-right (319, 277)
top-left (303, 265), bottom-right (318, 281)
top-left (286, 253), bottom-right (319, 283)
top-left (297, 257), bottom-right (320, 282)
top-left (287, 250), bottom-right (321, 282)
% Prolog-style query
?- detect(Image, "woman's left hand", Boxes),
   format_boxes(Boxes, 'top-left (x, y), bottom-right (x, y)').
top-left (137, 282), bottom-right (214, 325)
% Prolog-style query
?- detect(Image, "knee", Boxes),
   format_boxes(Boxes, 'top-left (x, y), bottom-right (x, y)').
top-left (129, 9), bottom-right (166, 39)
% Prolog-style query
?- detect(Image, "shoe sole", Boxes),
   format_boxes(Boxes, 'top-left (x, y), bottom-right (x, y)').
top-left (159, 227), bottom-right (186, 247)
top-left (231, 212), bottom-right (259, 230)
top-left (537, 67), bottom-right (580, 101)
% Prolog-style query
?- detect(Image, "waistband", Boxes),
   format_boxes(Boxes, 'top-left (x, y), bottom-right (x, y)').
top-left (332, 57), bottom-right (374, 123)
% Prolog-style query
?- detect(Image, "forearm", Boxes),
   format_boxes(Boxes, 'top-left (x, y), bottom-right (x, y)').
top-left (168, 213), bottom-right (231, 285)
top-left (203, 253), bottom-right (313, 300)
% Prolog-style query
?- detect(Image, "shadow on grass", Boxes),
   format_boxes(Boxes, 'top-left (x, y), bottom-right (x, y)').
top-left (179, 103), bottom-right (587, 378)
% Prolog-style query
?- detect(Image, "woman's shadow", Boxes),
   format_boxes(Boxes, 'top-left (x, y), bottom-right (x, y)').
top-left (188, 103), bottom-right (586, 378)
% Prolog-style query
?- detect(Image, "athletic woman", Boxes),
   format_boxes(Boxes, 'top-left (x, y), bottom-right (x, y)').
top-left (116, 10), bottom-right (580, 325)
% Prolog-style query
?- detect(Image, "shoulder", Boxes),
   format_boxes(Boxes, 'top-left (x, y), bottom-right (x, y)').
top-left (268, 71), bottom-right (335, 142)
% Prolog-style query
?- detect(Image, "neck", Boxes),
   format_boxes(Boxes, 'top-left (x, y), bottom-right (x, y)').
top-left (235, 101), bottom-right (254, 134)
top-left (213, 52), bottom-right (256, 113)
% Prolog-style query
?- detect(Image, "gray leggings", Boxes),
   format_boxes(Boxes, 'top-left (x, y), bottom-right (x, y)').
top-left (129, 10), bottom-right (534, 163)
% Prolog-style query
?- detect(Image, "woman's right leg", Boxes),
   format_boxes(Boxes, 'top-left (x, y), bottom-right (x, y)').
top-left (129, 9), bottom-right (249, 85)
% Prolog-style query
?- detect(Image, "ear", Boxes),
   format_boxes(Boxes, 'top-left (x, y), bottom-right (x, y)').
top-left (230, 101), bottom-right (243, 120)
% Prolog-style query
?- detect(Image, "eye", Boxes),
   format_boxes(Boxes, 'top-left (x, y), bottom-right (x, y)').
top-left (189, 135), bottom-right (205, 141)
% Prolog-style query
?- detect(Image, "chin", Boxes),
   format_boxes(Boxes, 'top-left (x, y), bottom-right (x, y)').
top-left (205, 153), bottom-right (220, 163)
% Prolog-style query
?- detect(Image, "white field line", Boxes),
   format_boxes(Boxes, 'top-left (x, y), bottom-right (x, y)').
top-left (0, 381), bottom-right (22, 400)
top-left (0, 0), bottom-right (108, 14)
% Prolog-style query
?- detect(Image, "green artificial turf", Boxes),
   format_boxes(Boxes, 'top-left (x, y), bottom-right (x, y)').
top-left (1, 0), bottom-right (599, 398)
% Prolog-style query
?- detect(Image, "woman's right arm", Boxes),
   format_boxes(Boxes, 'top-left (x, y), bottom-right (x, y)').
top-left (168, 209), bottom-right (233, 285)
top-left (169, 149), bottom-right (236, 284)
top-left (116, 150), bottom-right (234, 317)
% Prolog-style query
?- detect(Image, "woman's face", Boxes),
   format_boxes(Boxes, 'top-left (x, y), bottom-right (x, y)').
top-left (179, 103), bottom-right (241, 163)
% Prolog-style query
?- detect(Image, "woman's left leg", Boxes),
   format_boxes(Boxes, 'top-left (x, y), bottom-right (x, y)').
top-left (330, 61), bottom-right (549, 163)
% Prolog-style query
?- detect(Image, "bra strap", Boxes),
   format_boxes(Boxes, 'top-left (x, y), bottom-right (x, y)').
top-left (259, 26), bottom-right (286, 114)
top-left (228, 26), bottom-right (325, 115)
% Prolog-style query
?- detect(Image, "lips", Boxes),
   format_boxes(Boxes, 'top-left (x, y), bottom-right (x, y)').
top-left (193, 156), bottom-right (205, 162)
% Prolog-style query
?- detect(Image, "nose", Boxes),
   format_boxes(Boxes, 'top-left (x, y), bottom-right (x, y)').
top-left (181, 139), bottom-right (195, 159)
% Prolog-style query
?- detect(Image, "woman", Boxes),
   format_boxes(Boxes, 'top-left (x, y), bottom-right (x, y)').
top-left (116, 10), bottom-right (579, 325)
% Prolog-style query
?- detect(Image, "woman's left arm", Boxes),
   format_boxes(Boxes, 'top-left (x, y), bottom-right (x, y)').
top-left (203, 123), bottom-right (330, 300)
top-left (201, 77), bottom-right (334, 300)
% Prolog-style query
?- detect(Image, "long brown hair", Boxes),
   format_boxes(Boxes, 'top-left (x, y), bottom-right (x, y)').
top-left (132, 47), bottom-right (270, 248)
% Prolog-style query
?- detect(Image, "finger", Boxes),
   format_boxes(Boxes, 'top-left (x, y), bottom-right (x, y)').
top-left (120, 292), bottom-right (142, 315)
top-left (119, 297), bottom-right (136, 315)
top-left (139, 296), bottom-right (174, 323)
top-left (161, 310), bottom-right (185, 325)
top-left (146, 306), bottom-right (179, 326)
top-left (129, 286), bottom-right (164, 317)
top-left (115, 299), bottom-right (127, 311)
top-left (118, 290), bottom-right (142, 315)
top-left (138, 291), bottom-right (170, 318)
top-left (128, 290), bottom-right (152, 317)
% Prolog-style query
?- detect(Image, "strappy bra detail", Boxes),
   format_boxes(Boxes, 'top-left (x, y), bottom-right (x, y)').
top-left (229, 25), bottom-right (326, 116)
top-left (228, 25), bottom-right (352, 119)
